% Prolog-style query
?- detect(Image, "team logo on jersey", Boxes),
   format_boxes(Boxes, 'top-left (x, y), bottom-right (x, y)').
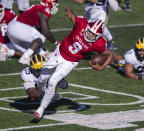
top-left (45, 7), bottom-right (51, 14)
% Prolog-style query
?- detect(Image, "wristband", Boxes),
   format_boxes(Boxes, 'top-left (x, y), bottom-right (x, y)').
top-left (138, 74), bottom-right (142, 80)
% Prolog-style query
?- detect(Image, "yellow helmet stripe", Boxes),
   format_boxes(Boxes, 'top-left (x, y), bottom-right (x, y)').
top-left (41, 55), bottom-right (43, 64)
top-left (35, 54), bottom-right (38, 63)
top-left (30, 57), bottom-right (35, 66)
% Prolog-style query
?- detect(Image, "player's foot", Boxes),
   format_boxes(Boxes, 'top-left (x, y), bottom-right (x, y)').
top-left (19, 55), bottom-right (30, 65)
top-left (50, 93), bottom-right (62, 104)
top-left (0, 44), bottom-right (8, 61)
top-left (57, 78), bottom-right (69, 89)
top-left (33, 107), bottom-right (44, 120)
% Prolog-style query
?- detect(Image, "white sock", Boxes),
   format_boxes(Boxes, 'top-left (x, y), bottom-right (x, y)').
top-left (24, 48), bottom-right (34, 57)
top-left (39, 48), bottom-right (45, 56)
top-left (7, 49), bottom-right (15, 57)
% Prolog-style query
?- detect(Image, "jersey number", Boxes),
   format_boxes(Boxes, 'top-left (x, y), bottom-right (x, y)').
top-left (69, 42), bottom-right (82, 54)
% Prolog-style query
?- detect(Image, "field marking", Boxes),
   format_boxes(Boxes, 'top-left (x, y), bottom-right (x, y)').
top-left (0, 87), bottom-right (23, 91)
top-left (0, 67), bottom-right (92, 77)
top-left (0, 123), bottom-right (68, 131)
top-left (1, 83), bottom-right (144, 130)
top-left (51, 23), bottom-right (144, 32)
top-left (70, 83), bottom-right (144, 106)
top-left (0, 83), bottom-right (144, 106)
top-left (1, 106), bottom-right (144, 130)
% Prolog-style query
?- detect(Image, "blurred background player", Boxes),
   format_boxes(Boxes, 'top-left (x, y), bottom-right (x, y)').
top-left (1, 0), bottom-right (30, 14)
top-left (21, 54), bottom-right (68, 101)
top-left (7, 0), bottom-right (59, 65)
top-left (74, 0), bottom-right (121, 51)
top-left (117, 0), bottom-right (131, 11)
top-left (33, 6), bottom-right (112, 120)
top-left (0, 3), bottom-right (23, 61)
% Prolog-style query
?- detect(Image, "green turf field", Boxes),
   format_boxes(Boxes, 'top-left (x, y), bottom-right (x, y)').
top-left (1, 0), bottom-right (144, 130)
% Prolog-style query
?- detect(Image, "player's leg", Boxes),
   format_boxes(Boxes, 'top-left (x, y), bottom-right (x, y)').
top-left (108, 0), bottom-right (121, 11)
top-left (124, 0), bottom-right (131, 11)
top-left (1, 0), bottom-right (14, 9)
top-left (34, 55), bottom-right (78, 119)
top-left (0, 42), bottom-right (23, 61)
top-left (7, 19), bottom-right (47, 64)
top-left (98, 10), bottom-right (114, 51)
top-left (16, 0), bottom-right (30, 14)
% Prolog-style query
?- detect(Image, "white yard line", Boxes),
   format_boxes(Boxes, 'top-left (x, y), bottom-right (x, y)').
top-left (0, 87), bottom-right (23, 91)
top-left (0, 83), bottom-right (144, 106)
top-left (0, 123), bottom-right (68, 131)
top-left (51, 23), bottom-right (144, 32)
top-left (0, 67), bottom-right (92, 77)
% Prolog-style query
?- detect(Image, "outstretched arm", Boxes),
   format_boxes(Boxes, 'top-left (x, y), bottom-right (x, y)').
top-left (74, 0), bottom-right (99, 3)
top-left (65, 6), bottom-right (76, 25)
top-left (125, 64), bottom-right (142, 80)
top-left (74, 0), bottom-right (84, 3)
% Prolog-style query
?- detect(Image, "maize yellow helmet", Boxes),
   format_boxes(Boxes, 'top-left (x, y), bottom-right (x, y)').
top-left (135, 38), bottom-right (144, 61)
top-left (30, 54), bottom-right (46, 77)
top-left (136, 38), bottom-right (144, 50)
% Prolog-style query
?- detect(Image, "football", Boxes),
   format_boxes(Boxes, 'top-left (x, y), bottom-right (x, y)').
top-left (90, 54), bottom-right (107, 65)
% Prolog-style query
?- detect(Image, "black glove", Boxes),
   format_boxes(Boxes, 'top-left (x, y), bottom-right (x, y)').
top-left (57, 78), bottom-right (68, 89)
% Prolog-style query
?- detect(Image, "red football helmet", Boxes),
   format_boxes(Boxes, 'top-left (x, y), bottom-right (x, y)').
top-left (84, 19), bottom-right (104, 42)
top-left (0, 4), bottom-right (4, 21)
top-left (41, 0), bottom-right (59, 14)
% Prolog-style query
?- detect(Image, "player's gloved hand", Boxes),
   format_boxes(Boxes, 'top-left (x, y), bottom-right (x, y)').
top-left (89, 60), bottom-right (104, 71)
top-left (138, 74), bottom-right (144, 80)
top-left (57, 78), bottom-right (69, 89)
top-left (54, 41), bottom-right (60, 46)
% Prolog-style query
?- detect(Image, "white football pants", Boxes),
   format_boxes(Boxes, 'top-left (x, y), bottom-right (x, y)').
top-left (7, 18), bottom-right (45, 52)
top-left (37, 46), bottom-right (78, 109)
top-left (1, 0), bottom-right (29, 11)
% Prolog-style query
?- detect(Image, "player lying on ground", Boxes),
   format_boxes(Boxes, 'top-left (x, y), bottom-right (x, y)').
top-left (99, 37), bottom-right (144, 80)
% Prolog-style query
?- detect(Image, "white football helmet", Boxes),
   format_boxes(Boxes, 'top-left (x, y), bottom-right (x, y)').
top-left (0, 4), bottom-right (4, 21)
top-left (41, 0), bottom-right (59, 14)
top-left (84, 19), bottom-right (104, 43)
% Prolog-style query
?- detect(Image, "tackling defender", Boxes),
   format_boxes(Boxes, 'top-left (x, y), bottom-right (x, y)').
top-left (21, 54), bottom-right (68, 101)
top-left (33, 6), bottom-right (112, 120)
top-left (7, 0), bottom-right (59, 65)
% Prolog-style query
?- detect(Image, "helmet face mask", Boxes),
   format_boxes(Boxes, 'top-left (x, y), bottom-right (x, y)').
top-left (41, 0), bottom-right (59, 14)
top-left (135, 38), bottom-right (144, 61)
top-left (30, 54), bottom-right (45, 77)
top-left (0, 4), bottom-right (4, 21)
top-left (84, 20), bottom-right (104, 43)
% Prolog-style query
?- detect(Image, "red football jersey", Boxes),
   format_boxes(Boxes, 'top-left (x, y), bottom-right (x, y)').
top-left (0, 9), bottom-right (16, 44)
top-left (17, 4), bottom-right (51, 27)
top-left (59, 16), bottom-right (106, 62)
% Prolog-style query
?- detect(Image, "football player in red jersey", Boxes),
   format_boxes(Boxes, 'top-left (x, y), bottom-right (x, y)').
top-left (0, 4), bottom-right (23, 61)
top-left (33, 6), bottom-right (112, 120)
top-left (7, 0), bottom-right (59, 65)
